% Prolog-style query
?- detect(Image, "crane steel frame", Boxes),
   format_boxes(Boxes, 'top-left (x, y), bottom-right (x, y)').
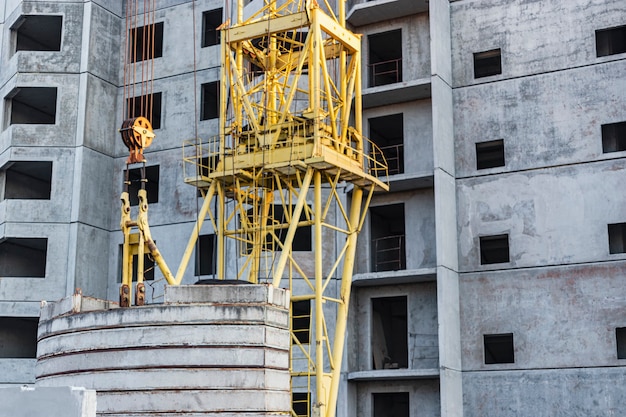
top-left (120, 1), bottom-right (389, 416)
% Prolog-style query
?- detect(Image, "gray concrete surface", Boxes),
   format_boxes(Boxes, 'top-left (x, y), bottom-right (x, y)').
top-left (37, 286), bottom-right (291, 416)
top-left (2, 0), bottom-right (625, 416)
top-left (0, 386), bottom-right (96, 417)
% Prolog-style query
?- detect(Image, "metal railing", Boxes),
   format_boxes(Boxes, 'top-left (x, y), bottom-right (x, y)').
top-left (377, 143), bottom-right (404, 176)
top-left (372, 234), bottom-right (405, 272)
top-left (368, 58), bottom-right (402, 87)
top-left (183, 123), bottom-right (390, 185)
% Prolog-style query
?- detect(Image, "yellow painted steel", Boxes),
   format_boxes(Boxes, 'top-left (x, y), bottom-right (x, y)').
top-left (184, 2), bottom-right (388, 417)
top-left (120, 0), bottom-right (388, 416)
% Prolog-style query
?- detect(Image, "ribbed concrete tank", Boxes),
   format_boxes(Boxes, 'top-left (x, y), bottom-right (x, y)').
top-left (35, 284), bottom-right (291, 417)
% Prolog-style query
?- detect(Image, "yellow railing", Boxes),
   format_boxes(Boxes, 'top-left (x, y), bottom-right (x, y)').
top-left (183, 125), bottom-right (389, 185)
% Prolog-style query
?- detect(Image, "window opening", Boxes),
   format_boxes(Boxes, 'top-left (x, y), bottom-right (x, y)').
top-left (0, 317), bottom-right (38, 358)
top-left (484, 333), bottom-right (514, 364)
top-left (617, 327), bottom-right (626, 359)
top-left (369, 114), bottom-right (404, 175)
top-left (202, 9), bottom-right (222, 47)
top-left (602, 122), bottom-right (626, 153)
top-left (368, 29), bottom-right (402, 87)
top-left (479, 234), bottom-right (509, 264)
top-left (247, 205), bottom-right (312, 253)
top-left (608, 223), bottom-right (626, 254)
top-left (195, 234), bottom-right (216, 276)
top-left (201, 81), bottom-right (219, 120)
top-left (476, 139), bottom-right (505, 169)
top-left (596, 25), bottom-right (626, 57)
top-left (127, 165), bottom-right (159, 206)
top-left (127, 92), bottom-right (162, 129)
top-left (474, 49), bottom-right (502, 78)
top-left (371, 296), bottom-right (408, 369)
top-left (3, 161), bottom-right (52, 200)
top-left (129, 22), bottom-right (163, 63)
top-left (13, 15), bottom-right (62, 52)
top-left (292, 392), bottom-right (310, 417)
top-left (0, 238), bottom-right (47, 277)
top-left (370, 204), bottom-right (405, 272)
top-left (372, 392), bottom-right (409, 417)
top-left (292, 300), bottom-right (311, 345)
top-left (8, 87), bottom-right (57, 125)
top-left (273, 204), bottom-right (311, 251)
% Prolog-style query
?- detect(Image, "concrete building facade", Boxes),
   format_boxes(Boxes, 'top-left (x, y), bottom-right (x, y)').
top-left (1, 0), bottom-right (626, 416)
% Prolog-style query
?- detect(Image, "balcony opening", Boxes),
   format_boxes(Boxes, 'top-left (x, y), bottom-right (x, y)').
top-left (292, 392), bottom-right (310, 417)
top-left (202, 9), bottom-right (222, 47)
top-left (195, 234), bottom-right (216, 276)
top-left (479, 234), bottom-right (509, 265)
top-left (127, 92), bottom-right (162, 129)
top-left (118, 244), bottom-right (155, 282)
top-left (602, 121), bottom-right (626, 153)
top-left (0, 317), bottom-right (38, 358)
top-left (596, 25), bottom-right (626, 57)
top-left (13, 15), bottom-right (63, 52)
top-left (372, 392), bottom-right (409, 417)
top-left (474, 49), bottom-right (502, 79)
top-left (201, 81), bottom-right (219, 120)
top-left (3, 161), bottom-right (52, 200)
top-left (0, 238), bottom-right (47, 278)
top-left (371, 296), bottom-right (408, 369)
top-left (608, 223), bottom-right (626, 254)
top-left (292, 300), bottom-right (311, 344)
top-left (127, 165), bottom-right (159, 206)
top-left (484, 333), bottom-right (514, 364)
top-left (129, 22), bottom-right (163, 63)
top-left (369, 114), bottom-right (404, 175)
top-left (368, 29), bottom-right (402, 87)
top-left (617, 327), bottom-right (626, 359)
top-left (7, 87), bottom-right (57, 125)
top-left (370, 203), bottom-right (405, 272)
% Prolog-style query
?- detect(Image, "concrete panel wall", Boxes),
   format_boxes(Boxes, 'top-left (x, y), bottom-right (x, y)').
top-left (460, 262), bottom-right (626, 370)
top-left (356, 188), bottom-right (436, 274)
top-left (118, 1), bottom-right (222, 93)
top-left (457, 159), bottom-right (626, 271)
top-left (0, 358), bottom-right (35, 384)
top-left (363, 99), bottom-right (434, 175)
top-left (354, 282), bottom-right (438, 372)
top-left (0, 73), bottom-right (80, 149)
top-left (75, 147), bottom-right (114, 229)
top-left (72, 224), bottom-right (110, 298)
top-left (360, 13), bottom-right (431, 83)
top-left (1, 2), bottom-right (84, 85)
top-left (86, 3), bottom-right (121, 84)
top-left (450, 0), bottom-right (626, 88)
top-left (83, 75), bottom-right (118, 155)
top-left (463, 368), bottom-right (626, 417)
top-left (0, 386), bottom-right (96, 417)
top-left (454, 63), bottom-right (626, 177)
top-left (0, 222), bottom-right (70, 301)
top-left (114, 69), bottom-right (220, 158)
top-left (0, 146), bottom-right (74, 223)
top-left (355, 379), bottom-right (441, 417)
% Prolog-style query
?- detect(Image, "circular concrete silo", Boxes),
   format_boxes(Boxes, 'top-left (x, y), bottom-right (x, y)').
top-left (35, 284), bottom-right (291, 417)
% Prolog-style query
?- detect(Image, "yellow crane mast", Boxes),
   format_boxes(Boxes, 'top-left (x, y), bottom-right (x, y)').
top-left (119, 1), bottom-right (388, 416)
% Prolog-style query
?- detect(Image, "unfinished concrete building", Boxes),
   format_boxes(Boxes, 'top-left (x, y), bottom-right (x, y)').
top-left (1, 0), bottom-right (626, 416)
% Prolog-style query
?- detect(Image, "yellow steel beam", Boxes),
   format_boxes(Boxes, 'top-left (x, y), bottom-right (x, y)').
top-left (226, 11), bottom-right (310, 44)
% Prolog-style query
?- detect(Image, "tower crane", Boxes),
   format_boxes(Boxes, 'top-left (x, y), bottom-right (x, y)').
top-left (119, 1), bottom-right (389, 416)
